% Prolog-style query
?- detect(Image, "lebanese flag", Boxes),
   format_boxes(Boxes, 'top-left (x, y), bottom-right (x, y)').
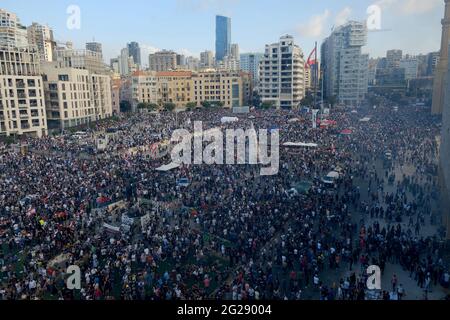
top-left (305, 47), bottom-right (317, 67)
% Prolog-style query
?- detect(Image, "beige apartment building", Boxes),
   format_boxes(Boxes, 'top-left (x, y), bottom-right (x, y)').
top-left (149, 50), bottom-right (177, 72)
top-left (157, 71), bottom-right (193, 108)
top-left (0, 46), bottom-right (47, 137)
top-left (126, 70), bottom-right (244, 110)
top-left (193, 70), bottom-right (243, 108)
top-left (42, 62), bottom-right (112, 129)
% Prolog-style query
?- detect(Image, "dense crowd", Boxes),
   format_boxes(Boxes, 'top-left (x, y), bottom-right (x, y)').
top-left (0, 103), bottom-right (448, 300)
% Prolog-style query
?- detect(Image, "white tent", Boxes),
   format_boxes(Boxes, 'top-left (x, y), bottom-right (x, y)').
top-left (359, 117), bottom-right (371, 122)
top-left (221, 117), bottom-right (239, 124)
top-left (288, 118), bottom-right (300, 123)
top-left (155, 162), bottom-right (181, 172)
top-left (327, 171), bottom-right (340, 179)
top-left (283, 142), bottom-right (318, 148)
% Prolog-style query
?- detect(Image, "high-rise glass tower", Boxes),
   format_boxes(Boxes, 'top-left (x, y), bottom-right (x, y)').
top-left (215, 15), bottom-right (231, 62)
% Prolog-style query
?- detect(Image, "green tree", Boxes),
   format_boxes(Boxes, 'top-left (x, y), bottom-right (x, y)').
top-left (185, 102), bottom-right (197, 111)
top-left (300, 92), bottom-right (314, 107)
top-left (120, 100), bottom-right (132, 113)
top-left (201, 101), bottom-right (212, 108)
top-left (137, 102), bottom-right (148, 110)
top-left (148, 103), bottom-right (159, 111)
top-left (163, 102), bottom-right (176, 112)
top-left (261, 101), bottom-right (275, 110)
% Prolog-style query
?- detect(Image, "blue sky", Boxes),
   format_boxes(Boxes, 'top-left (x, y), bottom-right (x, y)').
top-left (1, 0), bottom-right (445, 65)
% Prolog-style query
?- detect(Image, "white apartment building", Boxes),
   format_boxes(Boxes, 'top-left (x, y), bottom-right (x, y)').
top-left (0, 46), bottom-right (47, 137)
top-left (130, 70), bottom-right (158, 111)
top-left (259, 35), bottom-right (306, 109)
top-left (321, 21), bottom-right (369, 106)
top-left (0, 9), bottom-right (28, 48)
top-left (27, 22), bottom-right (55, 62)
top-left (42, 47), bottom-right (113, 129)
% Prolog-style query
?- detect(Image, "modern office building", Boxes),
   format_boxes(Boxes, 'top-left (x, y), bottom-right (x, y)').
top-left (127, 42), bottom-right (141, 67)
top-left (0, 9), bottom-right (28, 48)
top-left (432, 0), bottom-right (450, 114)
top-left (240, 53), bottom-right (264, 86)
top-left (321, 21), bottom-right (369, 106)
top-left (149, 50), bottom-right (177, 72)
top-left (0, 46), bottom-right (47, 137)
top-left (215, 15), bottom-right (231, 62)
top-left (27, 23), bottom-right (55, 62)
top-left (259, 35), bottom-right (306, 109)
top-left (110, 58), bottom-right (120, 74)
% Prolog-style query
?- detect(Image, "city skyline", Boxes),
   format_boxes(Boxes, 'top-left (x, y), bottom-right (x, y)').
top-left (0, 0), bottom-right (445, 65)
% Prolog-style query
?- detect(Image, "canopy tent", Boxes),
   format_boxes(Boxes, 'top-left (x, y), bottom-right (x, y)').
top-left (283, 142), bottom-right (318, 148)
top-left (221, 117), bottom-right (239, 124)
top-left (155, 162), bottom-right (181, 172)
top-left (359, 117), bottom-right (371, 122)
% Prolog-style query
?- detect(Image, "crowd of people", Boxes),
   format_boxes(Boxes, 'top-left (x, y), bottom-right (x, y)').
top-left (0, 102), bottom-right (449, 300)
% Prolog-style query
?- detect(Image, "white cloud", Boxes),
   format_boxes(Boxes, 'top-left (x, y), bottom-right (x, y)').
top-left (296, 10), bottom-right (330, 38)
top-left (335, 7), bottom-right (352, 26)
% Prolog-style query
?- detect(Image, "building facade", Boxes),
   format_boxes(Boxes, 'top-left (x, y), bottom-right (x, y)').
top-left (86, 42), bottom-right (103, 58)
top-left (400, 57), bottom-right (419, 80)
top-left (193, 70), bottom-right (243, 108)
top-left (130, 70), bottom-right (158, 110)
top-left (215, 15), bottom-right (231, 62)
top-left (0, 46), bottom-right (47, 137)
top-left (27, 23), bottom-right (55, 62)
top-left (149, 50), bottom-right (177, 72)
top-left (127, 42), bottom-right (141, 67)
top-left (200, 50), bottom-right (214, 68)
top-left (386, 49), bottom-right (403, 68)
top-left (0, 9), bottom-right (28, 48)
top-left (259, 35), bottom-right (306, 109)
top-left (240, 53), bottom-right (264, 87)
top-left (441, 43), bottom-right (450, 238)
top-left (42, 62), bottom-right (112, 129)
top-left (157, 71), bottom-right (193, 109)
top-left (321, 21), bottom-right (369, 106)
top-left (432, 0), bottom-right (450, 114)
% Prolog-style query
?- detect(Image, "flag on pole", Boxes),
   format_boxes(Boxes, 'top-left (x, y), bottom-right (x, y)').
top-left (306, 47), bottom-right (317, 67)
